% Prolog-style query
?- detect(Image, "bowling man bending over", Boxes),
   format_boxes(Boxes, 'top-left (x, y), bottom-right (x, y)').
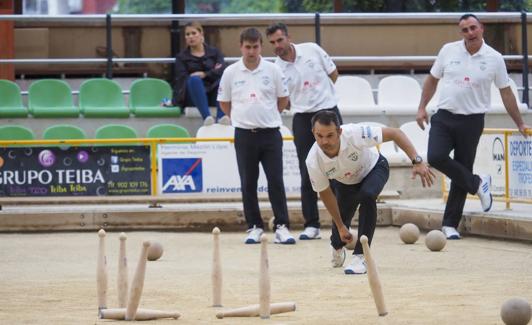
top-left (306, 111), bottom-right (435, 274)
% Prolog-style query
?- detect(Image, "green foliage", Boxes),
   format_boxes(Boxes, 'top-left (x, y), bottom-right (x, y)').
top-left (221, 0), bottom-right (283, 13)
top-left (115, 0), bottom-right (171, 13)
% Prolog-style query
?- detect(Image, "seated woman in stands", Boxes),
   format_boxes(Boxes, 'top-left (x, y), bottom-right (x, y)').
top-left (173, 21), bottom-right (229, 126)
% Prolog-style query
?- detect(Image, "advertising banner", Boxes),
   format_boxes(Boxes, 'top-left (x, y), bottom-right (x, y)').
top-left (0, 146), bottom-right (151, 196)
top-left (158, 141), bottom-right (301, 195)
top-left (507, 134), bottom-right (532, 199)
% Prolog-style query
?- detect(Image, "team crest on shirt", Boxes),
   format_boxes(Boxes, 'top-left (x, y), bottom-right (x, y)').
top-left (479, 61), bottom-right (487, 71)
top-left (348, 152), bottom-right (359, 162)
top-left (262, 76), bottom-right (271, 85)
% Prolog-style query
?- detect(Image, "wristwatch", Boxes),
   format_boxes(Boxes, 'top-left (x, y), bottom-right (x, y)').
top-left (412, 155), bottom-right (423, 165)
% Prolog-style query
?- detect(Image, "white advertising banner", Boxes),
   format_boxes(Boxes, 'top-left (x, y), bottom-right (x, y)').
top-left (507, 134), bottom-right (532, 199)
top-left (157, 141), bottom-right (301, 196)
top-left (472, 134), bottom-right (506, 195)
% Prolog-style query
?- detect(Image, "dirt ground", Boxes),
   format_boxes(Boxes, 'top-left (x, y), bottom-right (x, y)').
top-left (0, 227), bottom-right (530, 325)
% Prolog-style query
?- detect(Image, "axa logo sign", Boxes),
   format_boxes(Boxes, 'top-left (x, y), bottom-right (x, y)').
top-left (162, 158), bottom-right (203, 193)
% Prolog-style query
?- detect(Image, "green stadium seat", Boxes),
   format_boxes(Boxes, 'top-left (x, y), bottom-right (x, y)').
top-left (95, 124), bottom-right (138, 139)
top-left (0, 80), bottom-right (28, 118)
top-left (146, 123), bottom-right (190, 138)
top-left (79, 79), bottom-right (130, 118)
top-left (0, 125), bottom-right (35, 140)
top-left (130, 78), bottom-right (181, 117)
top-left (43, 124), bottom-right (87, 140)
top-left (28, 79), bottom-right (79, 118)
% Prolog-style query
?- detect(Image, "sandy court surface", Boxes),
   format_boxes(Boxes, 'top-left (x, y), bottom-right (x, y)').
top-left (0, 227), bottom-right (530, 325)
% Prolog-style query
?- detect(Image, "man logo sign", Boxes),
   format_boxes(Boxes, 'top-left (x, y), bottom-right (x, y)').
top-left (162, 158), bottom-right (203, 193)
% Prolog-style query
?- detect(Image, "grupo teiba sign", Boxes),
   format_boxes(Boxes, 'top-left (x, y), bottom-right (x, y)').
top-left (0, 146), bottom-right (151, 196)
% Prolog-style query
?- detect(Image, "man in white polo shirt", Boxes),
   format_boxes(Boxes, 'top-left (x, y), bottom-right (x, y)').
top-left (266, 22), bottom-right (343, 241)
top-left (217, 27), bottom-right (296, 245)
top-left (417, 14), bottom-right (530, 240)
top-left (306, 110), bottom-right (435, 275)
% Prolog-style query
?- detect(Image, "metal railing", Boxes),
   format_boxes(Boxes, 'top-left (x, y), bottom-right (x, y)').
top-left (0, 12), bottom-right (530, 105)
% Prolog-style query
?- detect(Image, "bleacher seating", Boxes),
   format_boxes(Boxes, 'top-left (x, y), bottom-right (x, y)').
top-left (28, 79), bottom-right (79, 118)
top-left (42, 124), bottom-right (86, 140)
top-left (490, 78), bottom-right (529, 113)
top-left (335, 75), bottom-right (376, 114)
top-left (398, 121), bottom-right (430, 162)
top-left (0, 125), bottom-right (35, 140)
top-left (79, 79), bottom-right (130, 118)
top-left (377, 76), bottom-right (421, 115)
top-left (196, 124), bottom-right (235, 139)
top-left (146, 124), bottom-right (190, 138)
top-left (0, 80), bottom-right (28, 118)
top-left (95, 124), bottom-right (137, 139)
top-left (129, 78), bottom-right (181, 117)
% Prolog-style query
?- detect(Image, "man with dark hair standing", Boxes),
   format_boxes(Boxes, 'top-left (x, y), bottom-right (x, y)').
top-left (306, 110), bottom-right (435, 274)
top-left (266, 22), bottom-right (343, 241)
top-left (417, 14), bottom-right (529, 240)
top-left (218, 28), bottom-right (296, 245)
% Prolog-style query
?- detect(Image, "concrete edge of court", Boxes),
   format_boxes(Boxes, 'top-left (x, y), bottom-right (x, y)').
top-left (0, 196), bottom-right (530, 242)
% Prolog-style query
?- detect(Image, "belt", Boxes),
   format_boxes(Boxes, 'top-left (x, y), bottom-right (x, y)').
top-left (236, 127), bottom-right (280, 133)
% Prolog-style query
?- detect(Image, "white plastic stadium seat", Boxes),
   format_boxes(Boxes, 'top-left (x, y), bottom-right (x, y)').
top-left (335, 76), bottom-right (376, 115)
top-left (398, 121), bottom-right (430, 162)
top-left (490, 79), bottom-right (528, 113)
top-left (377, 76), bottom-right (421, 115)
top-left (280, 125), bottom-right (293, 137)
top-left (196, 124), bottom-right (235, 139)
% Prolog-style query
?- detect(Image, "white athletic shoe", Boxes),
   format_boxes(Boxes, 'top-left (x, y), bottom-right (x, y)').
top-left (274, 225), bottom-right (296, 244)
top-left (331, 247), bottom-right (346, 268)
top-left (203, 116), bottom-right (215, 126)
top-left (244, 226), bottom-right (263, 244)
top-left (477, 174), bottom-right (493, 212)
top-left (299, 227), bottom-right (321, 240)
top-left (344, 254), bottom-right (367, 275)
top-left (218, 115), bottom-right (231, 125)
top-left (442, 226), bottom-right (461, 240)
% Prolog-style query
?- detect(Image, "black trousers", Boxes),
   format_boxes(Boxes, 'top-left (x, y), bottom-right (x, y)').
top-left (292, 106), bottom-right (343, 228)
top-left (234, 127), bottom-right (289, 230)
top-left (330, 155), bottom-right (389, 255)
top-left (427, 110), bottom-right (484, 228)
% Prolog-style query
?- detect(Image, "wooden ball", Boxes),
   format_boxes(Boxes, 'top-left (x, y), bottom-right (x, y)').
top-left (147, 241), bottom-right (163, 261)
top-left (501, 298), bottom-right (531, 325)
top-left (424, 230), bottom-right (446, 251)
top-left (344, 229), bottom-right (357, 250)
top-left (399, 223), bottom-right (420, 244)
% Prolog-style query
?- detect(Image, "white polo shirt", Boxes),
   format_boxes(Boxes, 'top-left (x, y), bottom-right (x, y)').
top-left (274, 43), bottom-right (337, 114)
top-left (431, 40), bottom-right (510, 115)
top-left (306, 124), bottom-right (383, 192)
top-left (217, 57), bottom-right (289, 129)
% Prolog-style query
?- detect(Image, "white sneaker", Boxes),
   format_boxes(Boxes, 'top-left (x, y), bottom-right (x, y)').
top-left (218, 115), bottom-right (231, 125)
top-left (274, 225), bottom-right (296, 244)
top-left (203, 116), bottom-right (215, 126)
top-left (442, 226), bottom-right (461, 240)
top-left (344, 254), bottom-right (367, 275)
top-left (477, 174), bottom-right (492, 212)
top-left (331, 247), bottom-right (346, 268)
top-left (244, 226), bottom-right (263, 244)
top-left (299, 227), bottom-right (321, 240)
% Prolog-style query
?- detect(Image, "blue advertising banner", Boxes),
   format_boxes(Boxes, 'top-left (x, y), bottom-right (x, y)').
top-left (0, 146), bottom-right (151, 197)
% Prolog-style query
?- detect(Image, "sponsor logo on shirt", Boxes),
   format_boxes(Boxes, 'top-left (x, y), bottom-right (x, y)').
top-left (234, 80), bottom-right (246, 87)
top-left (361, 126), bottom-right (372, 139)
top-left (347, 152), bottom-right (359, 162)
top-left (262, 75), bottom-right (271, 86)
top-left (325, 167), bottom-right (336, 177)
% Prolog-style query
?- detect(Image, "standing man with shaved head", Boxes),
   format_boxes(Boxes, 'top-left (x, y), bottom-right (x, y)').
top-left (417, 14), bottom-right (530, 240)
top-left (266, 22), bottom-right (343, 241)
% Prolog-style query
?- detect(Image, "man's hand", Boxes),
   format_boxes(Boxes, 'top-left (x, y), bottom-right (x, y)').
top-left (338, 225), bottom-right (353, 244)
top-left (412, 162), bottom-right (436, 187)
top-left (416, 108), bottom-right (429, 130)
top-left (518, 123), bottom-right (530, 138)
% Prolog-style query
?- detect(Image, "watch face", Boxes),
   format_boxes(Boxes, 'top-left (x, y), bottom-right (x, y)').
top-left (413, 155), bottom-right (423, 164)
